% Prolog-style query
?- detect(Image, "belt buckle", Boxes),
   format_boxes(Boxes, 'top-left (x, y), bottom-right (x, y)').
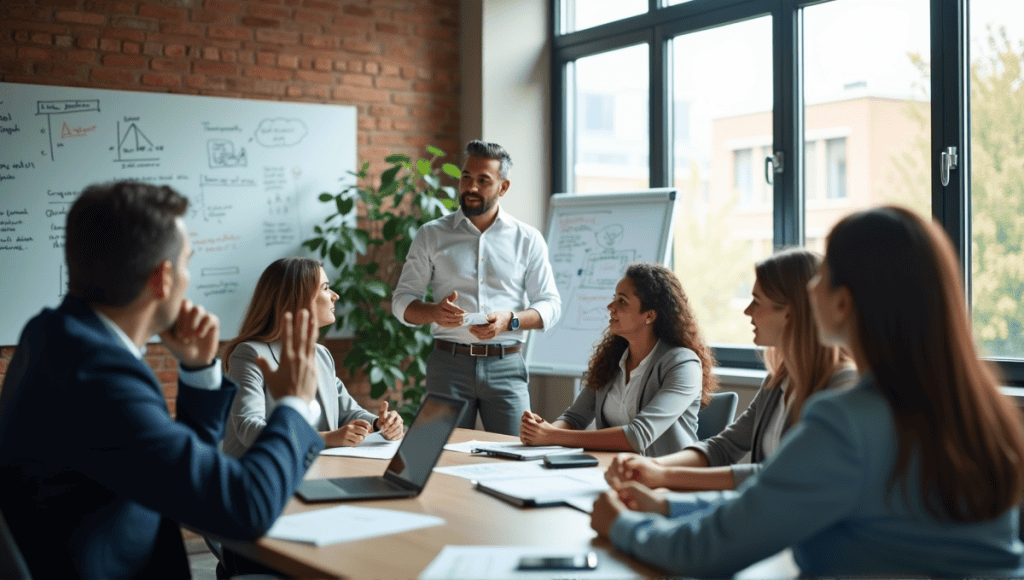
top-left (469, 344), bottom-right (488, 357)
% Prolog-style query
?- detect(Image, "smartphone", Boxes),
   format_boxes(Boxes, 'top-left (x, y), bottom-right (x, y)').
top-left (517, 552), bottom-right (598, 571)
top-left (543, 453), bottom-right (599, 469)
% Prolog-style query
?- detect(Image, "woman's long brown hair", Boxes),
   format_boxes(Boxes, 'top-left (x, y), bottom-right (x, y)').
top-left (584, 263), bottom-right (718, 406)
top-left (826, 205), bottom-right (1024, 522)
top-left (223, 257), bottom-right (322, 371)
top-left (758, 248), bottom-right (851, 420)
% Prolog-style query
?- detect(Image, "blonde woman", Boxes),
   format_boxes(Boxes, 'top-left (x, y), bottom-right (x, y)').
top-left (222, 258), bottom-right (403, 456)
top-left (606, 249), bottom-right (856, 489)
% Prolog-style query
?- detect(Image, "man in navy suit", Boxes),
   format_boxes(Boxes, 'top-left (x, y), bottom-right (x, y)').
top-left (0, 181), bottom-right (325, 579)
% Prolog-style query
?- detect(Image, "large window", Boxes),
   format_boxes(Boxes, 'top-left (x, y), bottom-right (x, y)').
top-left (553, 0), bottom-right (1024, 382)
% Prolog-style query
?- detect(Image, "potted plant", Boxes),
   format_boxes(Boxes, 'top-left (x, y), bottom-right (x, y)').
top-left (304, 146), bottom-right (461, 424)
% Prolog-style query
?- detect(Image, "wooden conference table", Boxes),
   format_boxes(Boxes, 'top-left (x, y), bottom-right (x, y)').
top-left (218, 428), bottom-right (796, 579)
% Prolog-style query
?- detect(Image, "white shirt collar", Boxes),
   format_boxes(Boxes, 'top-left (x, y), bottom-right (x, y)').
top-left (91, 307), bottom-right (145, 360)
top-left (454, 204), bottom-right (506, 230)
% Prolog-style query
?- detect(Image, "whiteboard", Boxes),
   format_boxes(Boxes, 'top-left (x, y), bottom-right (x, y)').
top-left (0, 82), bottom-right (355, 344)
top-left (525, 189), bottom-right (678, 377)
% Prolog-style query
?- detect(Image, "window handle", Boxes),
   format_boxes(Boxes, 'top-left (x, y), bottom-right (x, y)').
top-left (764, 152), bottom-right (784, 185)
top-left (941, 146), bottom-right (958, 187)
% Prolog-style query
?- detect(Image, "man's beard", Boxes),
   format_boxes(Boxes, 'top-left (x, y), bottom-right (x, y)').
top-left (460, 193), bottom-right (497, 217)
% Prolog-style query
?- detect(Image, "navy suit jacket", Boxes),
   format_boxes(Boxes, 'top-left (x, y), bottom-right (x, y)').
top-left (0, 296), bottom-right (325, 579)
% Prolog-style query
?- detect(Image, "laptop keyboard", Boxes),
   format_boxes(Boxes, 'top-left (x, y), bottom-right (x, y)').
top-left (330, 476), bottom-right (404, 495)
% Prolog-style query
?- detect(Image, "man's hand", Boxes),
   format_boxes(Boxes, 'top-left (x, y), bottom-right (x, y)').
top-left (159, 299), bottom-right (219, 368)
top-left (611, 480), bottom-right (670, 515)
top-left (590, 490), bottom-right (628, 539)
top-left (256, 309), bottom-right (317, 402)
top-left (375, 401), bottom-right (405, 440)
top-left (433, 291), bottom-right (466, 328)
top-left (468, 311), bottom-right (513, 340)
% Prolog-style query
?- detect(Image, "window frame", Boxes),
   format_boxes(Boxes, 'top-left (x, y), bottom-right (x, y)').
top-left (551, 0), bottom-right (1023, 385)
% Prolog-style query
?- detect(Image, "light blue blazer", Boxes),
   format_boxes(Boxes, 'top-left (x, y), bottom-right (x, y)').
top-left (609, 374), bottom-right (1024, 577)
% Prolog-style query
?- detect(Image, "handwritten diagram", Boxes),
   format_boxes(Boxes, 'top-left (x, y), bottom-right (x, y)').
top-left (114, 120), bottom-right (162, 162)
top-left (34, 99), bottom-right (100, 161)
top-left (207, 139), bottom-right (248, 168)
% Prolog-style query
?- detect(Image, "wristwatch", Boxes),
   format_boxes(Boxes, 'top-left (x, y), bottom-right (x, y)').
top-left (508, 312), bottom-right (520, 331)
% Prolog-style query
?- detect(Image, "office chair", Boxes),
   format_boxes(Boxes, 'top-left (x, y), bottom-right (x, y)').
top-left (0, 508), bottom-right (32, 580)
top-left (696, 391), bottom-right (739, 441)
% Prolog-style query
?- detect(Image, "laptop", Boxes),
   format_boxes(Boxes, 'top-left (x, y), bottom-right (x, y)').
top-left (295, 392), bottom-right (467, 502)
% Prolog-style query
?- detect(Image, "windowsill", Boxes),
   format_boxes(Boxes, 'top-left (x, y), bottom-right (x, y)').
top-left (714, 366), bottom-right (1024, 405)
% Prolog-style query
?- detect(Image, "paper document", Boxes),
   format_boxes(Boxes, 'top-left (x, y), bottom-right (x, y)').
top-left (475, 468), bottom-right (609, 508)
top-left (319, 432), bottom-right (400, 460)
top-left (461, 312), bottom-right (490, 326)
top-left (445, 440), bottom-right (582, 460)
top-left (265, 505), bottom-right (443, 546)
top-left (434, 461), bottom-right (548, 481)
top-left (419, 546), bottom-right (637, 580)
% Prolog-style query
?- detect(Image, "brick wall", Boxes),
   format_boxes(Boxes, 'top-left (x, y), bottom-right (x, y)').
top-left (0, 0), bottom-right (461, 411)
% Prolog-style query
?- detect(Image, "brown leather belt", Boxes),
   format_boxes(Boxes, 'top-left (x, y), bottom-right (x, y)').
top-left (434, 339), bottom-right (522, 357)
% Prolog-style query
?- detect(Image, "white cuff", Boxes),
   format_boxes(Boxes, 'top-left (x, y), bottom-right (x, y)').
top-left (276, 396), bottom-right (322, 427)
top-left (178, 359), bottom-right (223, 391)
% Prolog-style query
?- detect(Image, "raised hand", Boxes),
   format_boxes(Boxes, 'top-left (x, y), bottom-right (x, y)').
top-left (160, 299), bottom-right (220, 368)
top-left (376, 401), bottom-right (404, 440)
top-left (256, 309), bottom-right (317, 402)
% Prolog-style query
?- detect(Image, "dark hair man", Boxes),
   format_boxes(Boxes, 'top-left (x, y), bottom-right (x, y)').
top-left (393, 141), bottom-right (562, 435)
top-left (0, 181), bottom-right (324, 578)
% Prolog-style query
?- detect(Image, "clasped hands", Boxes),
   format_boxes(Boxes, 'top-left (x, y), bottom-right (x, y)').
top-left (591, 453), bottom-right (671, 539)
top-left (321, 402), bottom-right (404, 447)
top-left (432, 291), bottom-right (512, 340)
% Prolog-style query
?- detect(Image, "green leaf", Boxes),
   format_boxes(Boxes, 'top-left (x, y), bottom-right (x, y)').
top-left (423, 173), bottom-right (439, 189)
top-left (369, 366), bottom-right (384, 384)
top-left (328, 242), bottom-right (346, 268)
top-left (382, 217), bottom-right (401, 241)
top-left (416, 158), bottom-right (432, 176)
top-left (303, 238), bottom-right (322, 252)
top-left (365, 279), bottom-right (389, 298)
top-left (319, 192), bottom-right (334, 202)
top-left (385, 153), bottom-right (410, 164)
top-left (427, 145), bottom-right (444, 157)
top-left (442, 162), bottom-right (461, 179)
top-left (380, 165), bottom-right (402, 187)
top-left (336, 196), bottom-right (354, 216)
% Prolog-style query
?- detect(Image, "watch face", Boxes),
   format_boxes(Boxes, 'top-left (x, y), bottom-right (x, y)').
top-left (511, 316), bottom-right (520, 330)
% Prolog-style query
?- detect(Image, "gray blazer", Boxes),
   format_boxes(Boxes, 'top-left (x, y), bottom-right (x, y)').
top-left (222, 341), bottom-right (377, 457)
top-left (687, 366), bottom-right (858, 486)
top-left (557, 342), bottom-right (702, 457)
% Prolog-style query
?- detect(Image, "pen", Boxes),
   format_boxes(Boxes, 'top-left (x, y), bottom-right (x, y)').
top-left (471, 448), bottom-right (523, 460)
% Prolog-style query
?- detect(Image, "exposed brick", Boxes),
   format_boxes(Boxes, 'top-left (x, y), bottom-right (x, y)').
top-left (241, 16), bottom-right (280, 28)
top-left (249, 4), bottom-right (290, 19)
top-left (38, 0), bottom-right (78, 7)
top-left (417, 24), bottom-right (454, 41)
top-left (381, 63), bottom-right (400, 76)
top-left (29, 32), bottom-right (52, 45)
top-left (293, 9), bottom-right (329, 25)
top-left (91, 67), bottom-right (136, 83)
top-left (348, 60), bottom-right (363, 73)
top-left (143, 41), bottom-right (163, 56)
top-left (286, 85), bottom-right (302, 97)
top-left (341, 72), bottom-right (372, 87)
top-left (109, 16), bottom-right (153, 31)
top-left (103, 53), bottom-right (146, 68)
top-left (371, 133), bottom-right (402, 146)
top-left (342, 39), bottom-right (378, 54)
top-left (305, 84), bottom-right (329, 99)
top-left (205, 0), bottom-right (244, 12)
top-left (17, 46), bottom-right (55, 60)
top-left (143, 72), bottom-right (181, 88)
top-left (332, 85), bottom-right (388, 103)
top-left (302, 34), bottom-right (338, 49)
top-left (252, 79), bottom-right (283, 96)
top-left (151, 58), bottom-right (189, 73)
top-left (67, 50), bottom-right (97, 63)
top-left (357, 117), bottom-right (375, 130)
top-left (313, 57), bottom-right (331, 71)
top-left (99, 38), bottom-right (121, 51)
top-left (393, 93), bottom-right (428, 106)
top-left (55, 11), bottom-right (106, 26)
top-left (103, 28), bottom-right (147, 42)
top-left (256, 51), bottom-right (276, 66)
top-left (376, 22), bottom-right (406, 35)
top-left (0, 59), bottom-right (31, 75)
top-left (343, 5), bottom-right (373, 18)
top-left (277, 54), bottom-right (299, 68)
top-left (193, 60), bottom-right (238, 76)
top-left (364, 61), bottom-right (379, 75)
top-left (208, 26), bottom-right (251, 42)
top-left (375, 76), bottom-right (408, 90)
top-left (305, 0), bottom-right (339, 12)
top-left (293, 69), bottom-right (332, 83)
top-left (139, 5), bottom-right (187, 20)
top-left (203, 46), bottom-right (220, 60)
top-left (161, 22), bottom-right (204, 37)
top-left (76, 36), bottom-right (99, 49)
top-left (164, 44), bottom-right (186, 58)
top-left (123, 41), bottom-right (144, 55)
top-left (221, 50), bottom-right (238, 63)
top-left (370, 104), bottom-right (406, 118)
top-left (394, 118), bottom-right (416, 131)
top-left (255, 28), bottom-right (298, 45)
top-left (244, 65), bottom-right (292, 81)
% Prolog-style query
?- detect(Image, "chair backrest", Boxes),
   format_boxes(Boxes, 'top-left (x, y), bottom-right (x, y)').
top-left (696, 391), bottom-right (739, 441)
top-left (0, 508), bottom-right (32, 579)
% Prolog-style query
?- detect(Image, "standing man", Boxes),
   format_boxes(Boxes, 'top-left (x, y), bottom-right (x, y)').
top-left (393, 140), bottom-right (561, 435)
top-left (0, 181), bottom-right (324, 578)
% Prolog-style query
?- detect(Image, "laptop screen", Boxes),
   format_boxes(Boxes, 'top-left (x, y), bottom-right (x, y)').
top-left (384, 394), bottom-right (465, 488)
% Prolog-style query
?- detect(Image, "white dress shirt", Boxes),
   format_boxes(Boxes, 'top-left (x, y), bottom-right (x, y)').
top-left (603, 341), bottom-right (660, 427)
top-left (392, 205), bottom-right (561, 345)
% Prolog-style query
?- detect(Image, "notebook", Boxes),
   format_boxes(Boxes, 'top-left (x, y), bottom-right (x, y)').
top-left (295, 392), bottom-right (467, 502)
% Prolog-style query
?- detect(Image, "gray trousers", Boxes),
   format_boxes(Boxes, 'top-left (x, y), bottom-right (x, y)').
top-left (424, 346), bottom-right (530, 436)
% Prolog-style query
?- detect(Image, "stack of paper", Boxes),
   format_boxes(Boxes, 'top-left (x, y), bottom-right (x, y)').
top-left (265, 505), bottom-right (444, 546)
top-left (474, 468), bottom-right (609, 511)
top-left (444, 440), bottom-right (582, 460)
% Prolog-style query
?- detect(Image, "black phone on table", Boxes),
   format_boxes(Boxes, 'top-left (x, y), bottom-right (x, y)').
top-left (517, 552), bottom-right (598, 571)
